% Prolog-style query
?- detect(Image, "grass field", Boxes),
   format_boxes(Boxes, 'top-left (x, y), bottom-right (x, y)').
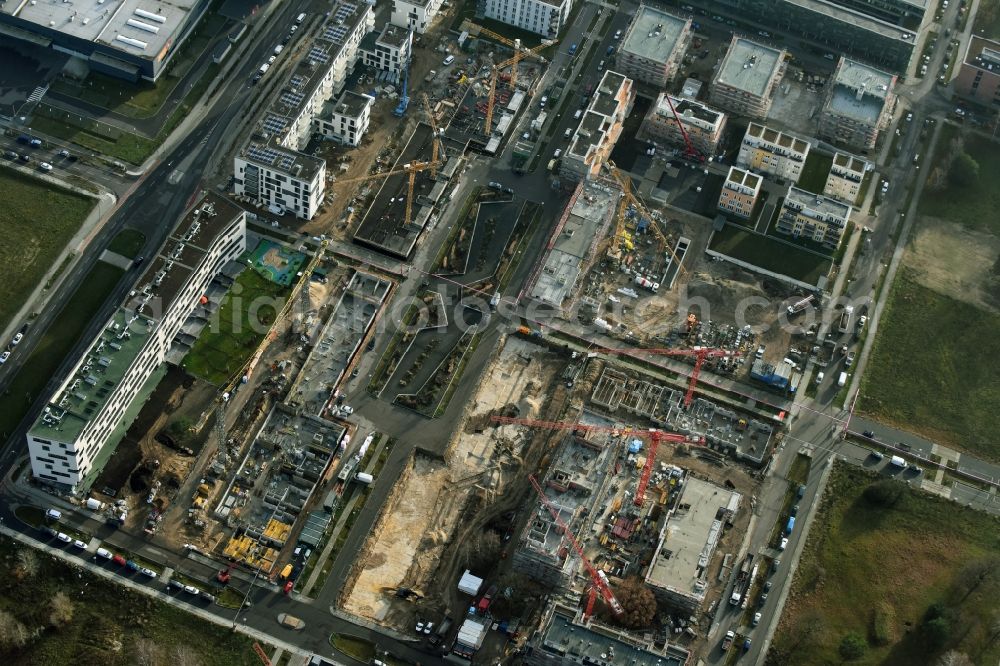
top-left (919, 126), bottom-right (1000, 235)
top-left (768, 463), bottom-right (1000, 665)
top-left (0, 166), bottom-right (94, 332)
top-left (708, 223), bottom-right (832, 286)
top-left (106, 229), bottom-right (146, 259)
top-left (0, 535), bottom-right (261, 665)
top-left (183, 268), bottom-right (289, 385)
top-left (857, 270), bottom-right (1000, 460)
top-left (796, 151), bottom-right (834, 195)
top-left (0, 261), bottom-right (124, 441)
top-left (973, 0), bottom-right (1000, 40)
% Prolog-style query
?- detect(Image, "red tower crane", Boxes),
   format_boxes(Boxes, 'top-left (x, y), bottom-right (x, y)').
top-left (593, 345), bottom-right (735, 408)
top-left (661, 93), bottom-right (704, 162)
top-left (494, 417), bottom-right (704, 506)
top-left (527, 474), bottom-right (624, 619)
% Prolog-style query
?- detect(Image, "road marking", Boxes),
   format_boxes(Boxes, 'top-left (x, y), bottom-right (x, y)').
top-left (168, 169), bottom-right (184, 185)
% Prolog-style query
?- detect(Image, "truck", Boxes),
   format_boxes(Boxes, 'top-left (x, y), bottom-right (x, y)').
top-left (785, 516), bottom-right (796, 535)
top-left (277, 613), bottom-right (305, 630)
top-left (547, 158), bottom-right (558, 172)
top-left (889, 455), bottom-right (908, 469)
top-left (729, 555), bottom-right (753, 606)
top-left (838, 305), bottom-right (854, 333)
top-left (355, 472), bottom-right (374, 485)
top-left (786, 295), bottom-right (814, 316)
top-left (722, 630), bottom-right (736, 651)
top-left (85, 498), bottom-right (106, 512)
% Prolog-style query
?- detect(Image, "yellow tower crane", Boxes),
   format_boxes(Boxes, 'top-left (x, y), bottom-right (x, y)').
top-left (422, 93), bottom-right (446, 178)
top-left (335, 160), bottom-right (442, 228)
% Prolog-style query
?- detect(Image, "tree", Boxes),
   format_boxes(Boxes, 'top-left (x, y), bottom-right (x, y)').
top-left (13, 549), bottom-right (39, 581)
top-left (863, 479), bottom-right (904, 507)
top-left (0, 610), bottom-right (29, 652)
top-left (838, 632), bottom-right (867, 661)
top-left (952, 556), bottom-right (999, 604)
top-left (48, 591), bottom-right (74, 628)
top-left (925, 616), bottom-right (953, 650)
top-left (936, 650), bottom-right (974, 666)
top-left (611, 578), bottom-right (656, 629)
top-left (131, 638), bottom-right (165, 666)
top-left (949, 153), bottom-right (980, 187)
top-left (172, 644), bottom-right (202, 666)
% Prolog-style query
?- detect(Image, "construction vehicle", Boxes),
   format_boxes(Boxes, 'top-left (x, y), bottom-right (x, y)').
top-left (528, 474), bottom-right (624, 619)
top-left (722, 630), bottom-right (736, 651)
top-left (335, 160), bottom-right (441, 228)
top-left (217, 561), bottom-right (236, 585)
top-left (393, 36), bottom-right (413, 117)
top-left (729, 555), bottom-right (753, 606)
top-left (498, 418), bottom-right (703, 506)
top-left (252, 643), bottom-right (271, 666)
top-left (661, 93), bottom-right (704, 162)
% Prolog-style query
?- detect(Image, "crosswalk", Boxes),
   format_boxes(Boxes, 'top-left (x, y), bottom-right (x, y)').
top-left (25, 85), bottom-right (48, 105)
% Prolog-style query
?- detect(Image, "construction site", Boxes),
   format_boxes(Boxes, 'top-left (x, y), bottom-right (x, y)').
top-left (339, 317), bottom-right (775, 659)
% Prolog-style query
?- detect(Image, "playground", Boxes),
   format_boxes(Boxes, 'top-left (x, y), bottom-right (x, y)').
top-left (247, 239), bottom-right (306, 286)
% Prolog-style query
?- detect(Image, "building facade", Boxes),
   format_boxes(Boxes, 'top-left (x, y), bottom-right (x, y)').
top-left (639, 94), bottom-right (726, 155)
top-left (391, 0), bottom-right (443, 34)
top-left (775, 186), bottom-right (852, 249)
top-left (479, 0), bottom-right (571, 39)
top-left (674, 0), bottom-right (922, 74)
top-left (614, 6), bottom-right (691, 88)
top-left (823, 151), bottom-right (869, 204)
top-left (710, 37), bottom-right (787, 119)
top-left (27, 195), bottom-right (247, 491)
top-left (737, 123), bottom-right (811, 183)
top-left (718, 166), bottom-right (762, 219)
top-left (234, 0), bottom-right (374, 220)
top-left (954, 36), bottom-right (1000, 107)
top-left (0, 0), bottom-right (210, 82)
top-left (560, 71), bottom-right (634, 181)
top-left (819, 57), bottom-right (897, 151)
top-left (360, 23), bottom-right (413, 82)
top-left (319, 91), bottom-right (374, 146)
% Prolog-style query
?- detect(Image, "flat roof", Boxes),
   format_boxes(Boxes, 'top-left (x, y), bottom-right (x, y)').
top-left (646, 476), bottom-right (740, 597)
top-left (3, 0), bottom-right (198, 60)
top-left (784, 186), bottom-right (852, 220)
top-left (377, 22), bottom-right (410, 49)
top-left (784, 0), bottom-right (918, 39)
top-left (832, 151), bottom-right (867, 174)
top-left (239, 139), bottom-right (325, 181)
top-left (825, 58), bottom-right (894, 124)
top-left (327, 90), bottom-right (373, 119)
top-left (746, 122), bottom-right (810, 155)
top-left (963, 35), bottom-right (1000, 70)
top-left (621, 5), bottom-right (689, 65)
top-left (715, 37), bottom-right (785, 98)
top-left (568, 70), bottom-right (628, 160)
top-left (727, 165), bottom-right (760, 189)
top-left (655, 94), bottom-right (724, 129)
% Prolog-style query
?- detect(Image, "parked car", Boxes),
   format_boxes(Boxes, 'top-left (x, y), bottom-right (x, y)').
top-left (779, 537), bottom-right (788, 551)
top-left (112, 554), bottom-right (127, 566)
top-left (753, 612), bottom-right (762, 626)
top-left (139, 567), bottom-right (158, 578)
top-left (39, 162), bottom-right (53, 172)
top-left (0, 351), bottom-right (9, 364)
top-left (96, 548), bottom-right (113, 559)
top-left (72, 539), bottom-right (87, 549)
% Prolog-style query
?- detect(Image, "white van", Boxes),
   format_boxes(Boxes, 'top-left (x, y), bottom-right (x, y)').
top-left (889, 455), bottom-right (907, 469)
top-left (574, 109), bottom-right (583, 120)
top-left (837, 371), bottom-right (848, 387)
top-left (46, 508), bottom-right (62, 521)
top-left (442, 54), bottom-right (455, 66)
top-left (273, 44), bottom-right (284, 56)
top-left (296, 12), bottom-right (306, 24)
top-left (815, 371), bottom-right (825, 385)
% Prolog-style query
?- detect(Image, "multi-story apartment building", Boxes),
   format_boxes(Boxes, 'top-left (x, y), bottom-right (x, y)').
top-left (318, 91), bottom-right (374, 147)
top-left (737, 123), bottom-right (811, 183)
top-left (614, 6), bottom-right (691, 88)
top-left (819, 57), bottom-right (897, 151)
top-left (954, 36), bottom-right (1000, 107)
top-left (27, 194), bottom-right (247, 492)
top-left (718, 166), bottom-right (763, 219)
top-left (823, 151), bottom-right (869, 204)
top-left (676, 0), bottom-right (923, 74)
top-left (392, 0), bottom-right (443, 34)
top-left (234, 1), bottom-right (375, 219)
top-left (360, 23), bottom-right (412, 83)
top-left (478, 0), bottom-right (572, 39)
top-left (639, 93), bottom-right (726, 155)
top-left (775, 186), bottom-right (852, 249)
top-left (560, 71), bottom-right (634, 181)
top-left (710, 37), bottom-right (787, 119)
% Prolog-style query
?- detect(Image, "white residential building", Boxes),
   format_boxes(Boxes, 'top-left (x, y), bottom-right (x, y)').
top-left (391, 0), bottom-right (443, 34)
top-left (361, 23), bottom-right (412, 82)
top-left (615, 6), bottom-right (691, 88)
top-left (776, 186), bottom-right (852, 249)
top-left (318, 91), bottom-right (374, 146)
top-left (479, 0), bottom-right (572, 39)
top-left (737, 123), bottom-right (811, 184)
top-left (639, 94), bottom-right (726, 155)
top-left (234, 0), bottom-right (374, 219)
top-left (711, 37), bottom-right (787, 119)
top-left (718, 166), bottom-right (762, 219)
top-left (561, 70), bottom-right (634, 182)
top-left (824, 152), bottom-right (869, 204)
top-left (819, 57), bottom-right (897, 151)
top-left (27, 194), bottom-right (247, 492)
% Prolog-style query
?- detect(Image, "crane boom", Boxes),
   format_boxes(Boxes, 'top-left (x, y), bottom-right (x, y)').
top-left (528, 474), bottom-right (624, 617)
top-left (662, 93), bottom-right (702, 161)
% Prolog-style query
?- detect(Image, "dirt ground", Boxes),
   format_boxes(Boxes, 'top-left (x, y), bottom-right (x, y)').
top-left (907, 217), bottom-right (1000, 312)
top-left (342, 336), bottom-right (563, 628)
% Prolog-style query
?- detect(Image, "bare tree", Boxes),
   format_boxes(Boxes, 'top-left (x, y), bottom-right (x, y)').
top-left (954, 556), bottom-right (999, 603)
top-left (936, 650), bottom-right (974, 666)
top-left (130, 638), bottom-right (164, 666)
top-left (48, 591), bottom-right (74, 628)
top-left (13, 549), bottom-right (39, 581)
top-left (0, 609), bottom-right (29, 652)
top-left (172, 644), bottom-right (202, 666)
top-left (611, 578), bottom-right (657, 629)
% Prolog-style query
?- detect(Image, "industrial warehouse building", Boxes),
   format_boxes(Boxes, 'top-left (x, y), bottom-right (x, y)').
top-left (0, 0), bottom-right (209, 82)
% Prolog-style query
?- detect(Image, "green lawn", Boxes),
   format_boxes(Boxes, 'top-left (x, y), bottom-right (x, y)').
top-left (708, 223), bottom-right (832, 286)
top-left (0, 535), bottom-right (261, 665)
top-left (769, 463), bottom-right (1000, 666)
top-left (973, 0), bottom-right (1000, 40)
top-left (106, 229), bottom-right (146, 259)
top-left (182, 268), bottom-right (289, 386)
top-left (797, 151), bottom-right (834, 195)
top-left (0, 261), bottom-right (125, 441)
top-left (0, 166), bottom-right (95, 332)
top-left (919, 126), bottom-right (1000, 235)
top-left (857, 270), bottom-right (1000, 460)
top-left (331, 634), bottom-right (375, 663)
